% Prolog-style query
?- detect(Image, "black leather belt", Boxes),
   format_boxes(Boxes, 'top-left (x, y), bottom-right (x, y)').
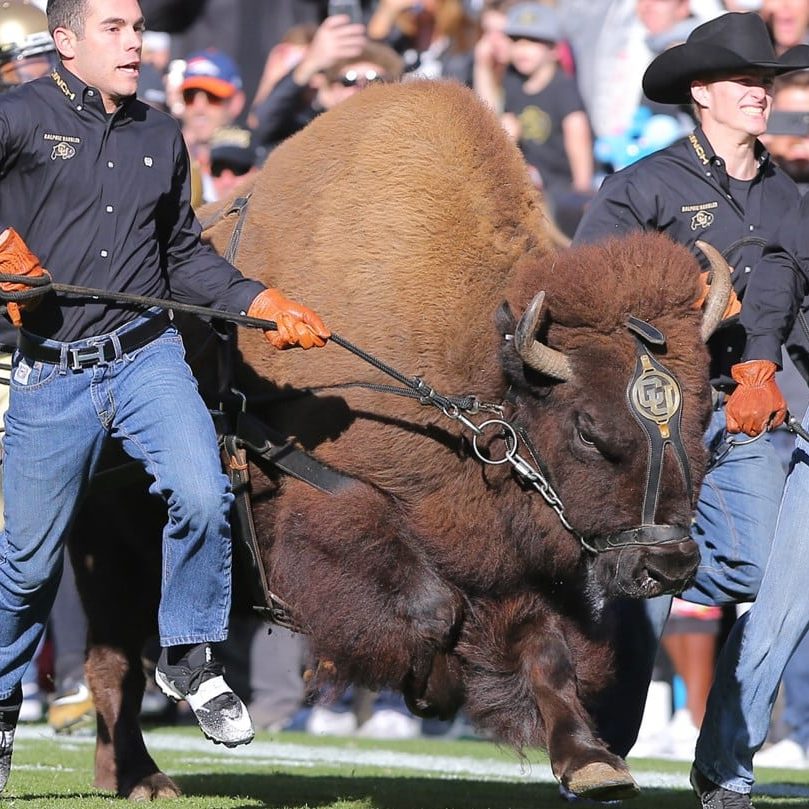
top-left (18, 313), bottom-right (171, 371)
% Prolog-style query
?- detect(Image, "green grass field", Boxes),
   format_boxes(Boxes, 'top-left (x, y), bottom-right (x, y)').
top-left (3, 723), bottom-right (809, 809)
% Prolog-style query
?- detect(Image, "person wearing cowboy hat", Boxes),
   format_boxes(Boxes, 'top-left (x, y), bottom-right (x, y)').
top-left (574, 12), bottom-right (809, 809)
top-left (691, 82), bottom-right (809, 809)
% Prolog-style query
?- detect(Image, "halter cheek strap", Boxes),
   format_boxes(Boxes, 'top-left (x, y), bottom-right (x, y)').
top-left (626, 342), bottom-right (692, 525)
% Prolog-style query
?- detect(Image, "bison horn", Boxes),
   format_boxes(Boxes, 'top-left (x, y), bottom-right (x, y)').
top-left (514, 291), bottom-right (574, 381)
top-left (695, 239), bottom-right (733, 342)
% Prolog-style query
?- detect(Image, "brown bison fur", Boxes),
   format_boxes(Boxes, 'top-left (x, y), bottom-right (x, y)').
top-left (71, 80), bottom-right (712, 801)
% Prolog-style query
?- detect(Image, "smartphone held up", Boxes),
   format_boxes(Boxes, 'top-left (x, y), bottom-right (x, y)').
top-left (327, 0), bottom-right (363, 24)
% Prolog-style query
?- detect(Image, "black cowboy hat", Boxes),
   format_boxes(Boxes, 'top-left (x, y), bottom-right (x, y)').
top-left (643, 12), bottom-right (809, 104)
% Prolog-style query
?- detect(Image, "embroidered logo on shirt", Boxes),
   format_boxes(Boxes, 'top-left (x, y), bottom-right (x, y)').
top-left (690, 210), bottom-right (714, 230)
top-left (144, 156), bottom-right (153, 167)
top-left (688, 133), bottom-right (709, 165)
top-left (50, 142), bottom-right (76, 160)
top-left (43, 133), bottom-right (80, 161)
top-left (681, 202), bottom-right (718, 213)
top-left (50, 68), bottom-right (76, 101)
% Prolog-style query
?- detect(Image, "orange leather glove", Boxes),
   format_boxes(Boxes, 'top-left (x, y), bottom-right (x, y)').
top-left (693, 270), bottom-right (741, 320)
top-left (0, 227), bottom-right (50, 327)
top-left (247, 288), bottom-right (330, 350)
top-left (726, 360), bottom-right (787, 436)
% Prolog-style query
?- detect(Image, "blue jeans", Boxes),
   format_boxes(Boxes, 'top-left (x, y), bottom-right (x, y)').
top-left (595, 407), bottom-right (784, 756)
top-left (695, 409), bottom-right (809, 793)
top-left (780, 631), bottom-right (809, 748)
top-left (0, 314), bottom-right (233, 702)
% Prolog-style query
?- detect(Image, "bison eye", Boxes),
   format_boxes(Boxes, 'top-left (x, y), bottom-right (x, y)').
top-left (577, 430), bottom-right (597, 450)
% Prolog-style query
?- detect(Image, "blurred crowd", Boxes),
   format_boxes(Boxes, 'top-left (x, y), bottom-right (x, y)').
top-left (7, 0), bottom-right (809, 760)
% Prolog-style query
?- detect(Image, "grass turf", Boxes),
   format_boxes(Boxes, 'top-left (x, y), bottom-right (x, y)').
top-left (3, 724), bottom-right (809, 808)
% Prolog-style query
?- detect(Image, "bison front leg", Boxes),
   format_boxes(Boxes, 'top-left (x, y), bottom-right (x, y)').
top-left (460, 596), bottom-right (639, 802)
top-left (524, 638), bottom-right (638, 801)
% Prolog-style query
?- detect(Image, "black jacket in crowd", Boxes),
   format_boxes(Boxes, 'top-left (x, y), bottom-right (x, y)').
top-left (573, 126), bottom-right (804, 388)
top-left (0, 65), bottom-right (265, 344)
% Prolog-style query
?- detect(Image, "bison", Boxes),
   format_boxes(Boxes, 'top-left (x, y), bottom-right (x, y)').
top-left (68, 80), bottom-right (726, 802)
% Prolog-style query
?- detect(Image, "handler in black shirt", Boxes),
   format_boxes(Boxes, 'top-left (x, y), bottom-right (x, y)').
top-left (574, 13), bottom-right (809, 809)
top-left (691, 188), bottom-right (809, 802)
top-left (0, 0), bottom-right (330, 792)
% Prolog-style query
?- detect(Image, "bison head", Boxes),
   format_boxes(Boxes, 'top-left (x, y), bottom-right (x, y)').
top-left (497, 234), bottom-right (729, 599)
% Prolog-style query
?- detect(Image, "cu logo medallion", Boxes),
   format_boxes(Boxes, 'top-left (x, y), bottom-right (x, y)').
top-left (630, 355), bottom-right (681, 427)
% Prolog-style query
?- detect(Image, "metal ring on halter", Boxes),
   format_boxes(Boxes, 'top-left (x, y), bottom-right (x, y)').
top-left (710, 429), bottom-right (767, 468)
top-left (471, 419), bottom-right (519, 465)
top-left (724, 431), bottom-right (767, 449)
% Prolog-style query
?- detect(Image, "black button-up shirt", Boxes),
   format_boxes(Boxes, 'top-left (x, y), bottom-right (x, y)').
top-left (741, 191), bottom-right (809, 374)
top-left (573, 127), bottom-right (802, 386)
top-left (0, 65), bottom-right (265, 343)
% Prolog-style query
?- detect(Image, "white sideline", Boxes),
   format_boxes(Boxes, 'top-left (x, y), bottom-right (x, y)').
top-left (13, 725), bottom-right (809, 798)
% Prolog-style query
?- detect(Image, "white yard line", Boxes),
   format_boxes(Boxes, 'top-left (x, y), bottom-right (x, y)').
top-left (14, 726), bottom-right (809, 798)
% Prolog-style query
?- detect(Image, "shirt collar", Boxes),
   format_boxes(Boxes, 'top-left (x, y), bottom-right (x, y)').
top-left (50, 63), bottom-right (136, 120)
top-left (688, 126), bottom-right (770, 178)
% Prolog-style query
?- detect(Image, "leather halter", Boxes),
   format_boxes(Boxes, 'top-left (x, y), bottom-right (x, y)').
top-left (585, 318), bottom-right (692, 552)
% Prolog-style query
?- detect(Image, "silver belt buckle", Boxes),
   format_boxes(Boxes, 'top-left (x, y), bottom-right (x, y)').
top-left (68, 342), bottom-right (108, 370)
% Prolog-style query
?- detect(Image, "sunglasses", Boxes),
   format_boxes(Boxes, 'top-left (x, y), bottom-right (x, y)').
top-left (182, 87), bottom-right (227, 105)
top-left (337, 69), bottom-right (387, 88)
top-left (210, 160), bottom-right (252, 178)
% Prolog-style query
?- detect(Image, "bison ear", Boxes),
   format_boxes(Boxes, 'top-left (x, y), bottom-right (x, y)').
top-left (495, 301), bottom-right (516, 336)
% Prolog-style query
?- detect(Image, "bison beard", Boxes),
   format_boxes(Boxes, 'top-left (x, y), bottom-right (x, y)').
top-left (69, 81), bottom-right (713, 802)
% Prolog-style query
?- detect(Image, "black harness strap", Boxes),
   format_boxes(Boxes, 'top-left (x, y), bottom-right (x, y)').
top-left (221, 413), bottom-right (353, 629)
top-left (233, 410), bottom-right (353, 493)
top-left (222, 434), bottom-right (304, 632)
top-left (222, 195), bottom-right (251, 264)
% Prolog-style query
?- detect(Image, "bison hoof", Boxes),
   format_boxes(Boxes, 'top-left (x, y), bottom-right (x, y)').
top-left (564, 762), bottom-right (640, 802)
top-left (125, 773), bottom-right (182, 801)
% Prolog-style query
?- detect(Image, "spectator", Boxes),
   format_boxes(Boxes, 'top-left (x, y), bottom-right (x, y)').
top-left (629, 599), bottom-right (722, 759)
top-left (136, 30), bottom-right (170, 111)
top-left (141, 29), bottom-right (170, 72)
top-left (206, 126), bottom-right (261, 202)
top-left (761, 0), bottom-right (809, 54)
top-left (367, 0), bottom-right (477, 84)
top-left (179, 48), bottom-right (246, 203)
top-left (139, 0), bottom-right (327, 116)
top-left (762, 69), bottom-right (809, 189)
top-left (572, 14), bottom-right (809, 808)
top-left (0, 0), bottom-right (58, 89)
top-left (476, 2), bottom-right (593, 226)
top-left (45, 554), bottom-right (94, 733)
top-left (558, 0), bottom-right (714, 144)
top-left (137, 61), bottom-right (168, 111)
top-left (252, 14), bottom-right (366, 150)
top-left (248, 22), bottom-right (318, 125)
top-left (253, 33), bottom-right (403, 152)
top-left (472, 0), bottom-right (513, 114)
top-left (505, 4), bottom-right (592, 194)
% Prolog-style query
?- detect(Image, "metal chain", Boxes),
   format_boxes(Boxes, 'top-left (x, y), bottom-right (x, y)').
top-left (438, 408), bottom-right (584, 545)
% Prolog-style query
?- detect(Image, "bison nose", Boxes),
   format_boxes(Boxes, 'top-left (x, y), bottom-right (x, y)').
top-left (643, 535), bottom-right (700, 595)
top-left (590, 527), bottom-right (700, 600)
